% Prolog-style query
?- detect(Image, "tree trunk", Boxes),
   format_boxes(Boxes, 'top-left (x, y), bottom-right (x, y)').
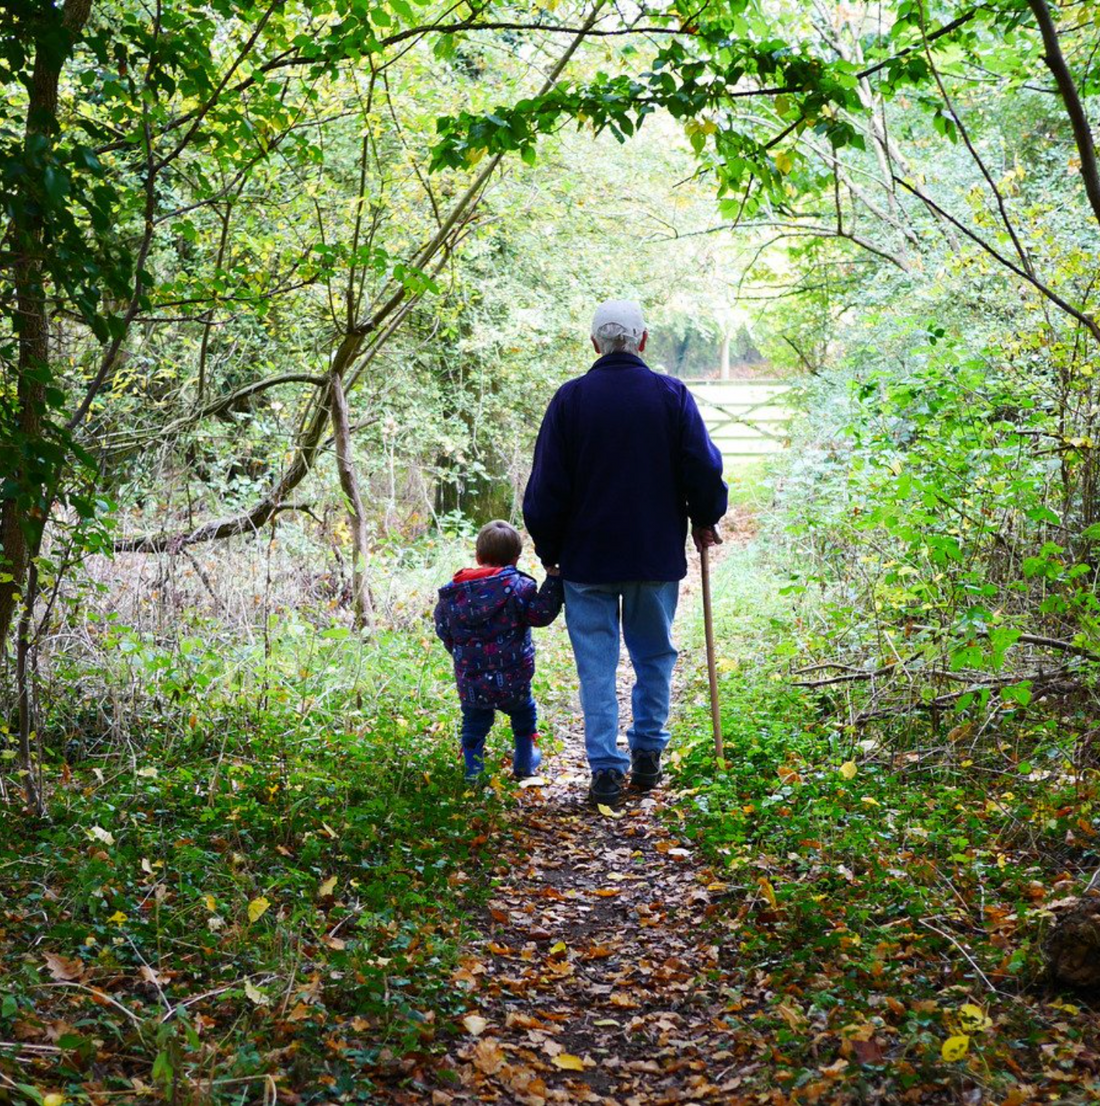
top-left (16, 562), bottom-right (43, 814)
top-left (0, 0), bottom-right (93, 649)
top-left (719, 333), bottom-right (731, 380)
top-left (330, 370), bottom-right (373, 631)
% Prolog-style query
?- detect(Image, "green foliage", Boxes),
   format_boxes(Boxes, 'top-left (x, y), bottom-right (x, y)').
top-left (0, 595), bottom-right (517, 1099)
top-left (672, 546), bottom-right (1100, 1100)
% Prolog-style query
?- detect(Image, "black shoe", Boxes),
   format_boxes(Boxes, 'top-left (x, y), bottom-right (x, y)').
top-left (631, 749), bottom-right (662, 792)
top-left (588, 768), bottom-right (626, 808)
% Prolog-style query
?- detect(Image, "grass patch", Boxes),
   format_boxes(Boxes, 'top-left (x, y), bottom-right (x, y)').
top-left (672, 544), bottom-right (1100, 1103)
top-left (1, 605), bottom-right (518, 1103)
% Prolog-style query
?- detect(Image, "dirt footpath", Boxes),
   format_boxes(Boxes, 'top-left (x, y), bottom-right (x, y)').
top-left (378, 538), bottom-right (757, 1106)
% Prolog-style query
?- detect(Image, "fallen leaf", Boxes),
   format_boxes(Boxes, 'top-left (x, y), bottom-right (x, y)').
top-left (777, 1001), bottom-right (806, 1032)
top-left (758, 877), bottom-right (778, 910)
top-left (43, 953), bottom-right (85, 982)
top-left (462, 1014), bottom-right (489, 1036)
top-left (839, 761), bottom-right (858, 780)
top-left (88, 826), bottom-right (115, 846)
top-left (244, 980), bottom-right (270, 1006)
top-left (851, 1037), bottom-right (884, 1065)
top-left (318, 876), bottom-right (337, 898)
top-left (472, 1037), bottom-right (505, 1074)
top-left (941, 1035), bottom-right (969, 1061)
top-left (958, 1003), bottom-right (991, 1032)
top-left (596, 804), bottom-right (624, 820)
top-left (551, 1053), bottom-right (584, 1071)
top-left (247, 896), bottom-right (270, 922)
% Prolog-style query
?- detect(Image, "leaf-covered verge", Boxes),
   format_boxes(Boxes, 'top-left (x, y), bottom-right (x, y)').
top-left (0, 540), bottom-right (555, 1104)
top-left (671, 543), bottom-right (1100, 1103)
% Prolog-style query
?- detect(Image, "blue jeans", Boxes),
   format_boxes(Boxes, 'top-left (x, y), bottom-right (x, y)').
top-left (564, 581), bottom-right (679, 774)
top-left (460, 693), bottom-right (538, 776)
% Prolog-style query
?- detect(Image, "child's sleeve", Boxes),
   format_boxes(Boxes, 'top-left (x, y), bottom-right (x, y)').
top-left (433, 596), bottom-right (455, 653)
top-left (516, 574), bottom-right (564, 628)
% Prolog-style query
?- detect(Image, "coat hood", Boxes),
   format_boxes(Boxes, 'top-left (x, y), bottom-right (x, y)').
top-left (437, 565), bottom-right (528, 628)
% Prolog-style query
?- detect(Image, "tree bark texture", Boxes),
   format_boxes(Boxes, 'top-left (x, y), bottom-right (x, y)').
top-left (330, 371), bottom-right (374, 631)
top-left (1, 0), bottom-right (94, 650)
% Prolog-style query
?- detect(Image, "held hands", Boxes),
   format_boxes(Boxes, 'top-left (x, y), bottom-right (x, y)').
top-left (692, 525), bottom-right (722, 554)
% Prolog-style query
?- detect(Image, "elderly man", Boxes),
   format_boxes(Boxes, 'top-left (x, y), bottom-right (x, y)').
top-left (523, 299), bottom-right (728, 807)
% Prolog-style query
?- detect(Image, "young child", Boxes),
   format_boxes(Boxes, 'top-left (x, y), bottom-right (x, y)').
top-left (434, 520), bottom-right (564, 780)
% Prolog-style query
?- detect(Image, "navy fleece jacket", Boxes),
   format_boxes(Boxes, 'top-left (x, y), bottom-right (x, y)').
top-left (522, 351), bottom-right (728, 583)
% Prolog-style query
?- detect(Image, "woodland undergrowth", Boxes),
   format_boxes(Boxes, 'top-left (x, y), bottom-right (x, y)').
top-left (670, 534), bottom-right (1100, 1102)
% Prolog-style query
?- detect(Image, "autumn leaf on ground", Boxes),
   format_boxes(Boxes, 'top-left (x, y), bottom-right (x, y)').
top-left (838, 761), bottom-right (858, 780)
top-left (462, 1014), bottom-right (489, 1035)
top-left (958, 1003), bottom-right (992, 1032)
top-left (245, 980), bottom-right (270, 1006)
top-left (318, 875), bottom-right (337, 898)
top-left (88, 825), bottom-right (115, 846)
top-left (758, 877), bottom-right (778, 910)
top-left (43, 953), bottom-right (85, 982)
top-left (472, 1037), bottom-right (505, 1074)
top-left (941, 1035), bottom-right (969, 1061)
top-left (248, 896), bottom-right (270, 922)
top-left (551, 1053), bottom-right (585, 1071)
top-left (596, 804), bottom-right (624, 819)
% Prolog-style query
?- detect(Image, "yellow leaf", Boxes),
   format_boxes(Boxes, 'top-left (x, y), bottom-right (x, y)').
top-left (318, 876), bottom-right (337, 898)
top-left (551, 1053), bottom-right (585, 1071)
top-left (958, 1004), bottom-right (991, 1032)
top-left (941, 1035), bottom-right (969, 1061)
top-left (462, 1014), bottom-right (488, 1036)
top-left (204, 894), bottom-right (217, 912)
top-left (248, 896), bottom-right (270, 923)
top-left (777, 1000), bottom-right (806, 1031)
top-left (549, 940), bottom-right (568, 955)
top-left (321, 822), bottom-right (338, 840)
top-left (107, 911), bottom-right (127, 925)
top-left (839, 761), bottom-right (858, 780)
top-left (861, 795), bottom-right (881, 807)
top-left (43, 1096), bottom-right (66, 1106)
top-left (758, 877), bottom-right (778, 910)
top-left (775, 149), bottom-right (794, 174)
top-left (89, 826), bottom-right (115, 846)
top-left (244, 980), bottom-right (270, 1006)
top-left (596, 804), bottom-right (623, 820)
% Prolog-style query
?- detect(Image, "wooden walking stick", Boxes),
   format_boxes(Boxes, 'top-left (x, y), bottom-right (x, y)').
top-left (700, 544), bottom-right (724, 761)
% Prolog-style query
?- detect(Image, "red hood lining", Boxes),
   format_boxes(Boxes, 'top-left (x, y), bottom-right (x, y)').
top-left (453, 565), bottom-right (511, 583)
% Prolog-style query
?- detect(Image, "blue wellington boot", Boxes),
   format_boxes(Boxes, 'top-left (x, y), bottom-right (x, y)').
top-left (512, 733), bottom-right (543, 780)
top-left (463, 744), bottom-right (486, 781)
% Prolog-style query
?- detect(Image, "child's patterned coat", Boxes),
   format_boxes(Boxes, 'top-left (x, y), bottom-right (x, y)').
top-left (434, 565), bottom-right (564, 707)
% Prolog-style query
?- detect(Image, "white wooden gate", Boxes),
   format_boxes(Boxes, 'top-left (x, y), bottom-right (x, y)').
top-left (684, 378), bottom-right (793, 469)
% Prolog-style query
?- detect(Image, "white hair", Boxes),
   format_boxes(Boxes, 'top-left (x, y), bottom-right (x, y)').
top-left (592, 322), bottom-right (642, 355)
